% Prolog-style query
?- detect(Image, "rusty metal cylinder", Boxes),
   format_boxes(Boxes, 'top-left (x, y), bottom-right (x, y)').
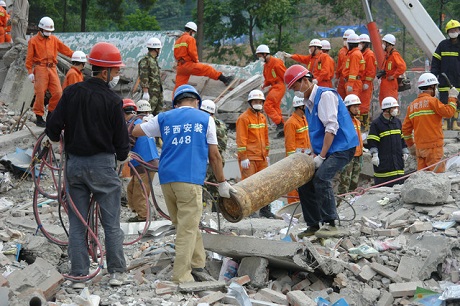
top-left (219, 153), bottom-right (315, 223)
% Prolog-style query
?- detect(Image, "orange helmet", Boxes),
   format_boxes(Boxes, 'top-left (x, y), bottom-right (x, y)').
top-left (87, 42), bottom-right (125, 68)
top-left (284, 65), bottom-right (311, 89)
top-left (122, 99), bottom-right (137, 111)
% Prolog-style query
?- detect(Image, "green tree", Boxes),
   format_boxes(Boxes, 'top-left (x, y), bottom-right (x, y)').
top-left (119, 9), bottom-right (160, 31)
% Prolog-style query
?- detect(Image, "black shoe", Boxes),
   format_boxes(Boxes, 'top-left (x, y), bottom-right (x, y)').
top-left (219, 74), bottom-right (235, 86)
top-left (36, 115), bottom-right (46, 127)
top-left (259, 206), bottom-right (275, 219)
top-left (275, 131), bottom-right (284, 138)
top-left (276, 122), bottom-right (284, 131)
top-left (297, 225), bottom-right (320, 239)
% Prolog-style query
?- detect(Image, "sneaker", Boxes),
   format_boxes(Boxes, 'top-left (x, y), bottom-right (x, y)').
top-left (109, 272), bottom-right (127, 286)
top-left (191, 268), bottom-right (216, 282)
top-left (315, 224), bottom-right (349, 239)
top-left (36, 115), bottom-right (46, 128)
top-left (127, 215), bottom-right (146, 223)
top-left (297, 225), bottom-right (320, 239)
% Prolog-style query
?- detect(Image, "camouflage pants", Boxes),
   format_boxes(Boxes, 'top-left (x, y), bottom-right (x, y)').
top-left (338, 155), bottom-right (363, 195)
top-left (148, 89), bottom-right (164, 115)
top-left (203, 161), bottom-right (225, 209)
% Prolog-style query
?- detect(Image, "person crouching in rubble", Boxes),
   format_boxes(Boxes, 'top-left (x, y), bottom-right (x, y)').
top-left (62, 51), bottom-right (86, 90)
top-left (132, 84), bottom-right (236, 283)
top-left (122, 99), bottom-right (159, 223)
top-left (284, 64), bottom-right (358, 239)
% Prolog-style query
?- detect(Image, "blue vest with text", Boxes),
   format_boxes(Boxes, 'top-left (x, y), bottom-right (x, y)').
top-left (157, 108), bottom-right (209, 185)
top-left (305, 87), bottom-right (359, 156)
top-left (131, 118), bottom-right (159, 167)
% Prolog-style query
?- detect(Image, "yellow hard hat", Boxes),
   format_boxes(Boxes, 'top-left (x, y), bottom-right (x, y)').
top-left (445, 19), bottom-right (460, 33)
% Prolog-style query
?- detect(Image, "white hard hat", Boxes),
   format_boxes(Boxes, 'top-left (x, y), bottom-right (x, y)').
top-left (71, 51), bottom-right (87, 63)
top-left (292, 96), bottom-right (305, 108)
top-left (146, 37), bottom-right (162, 49)
top-left (417, 73), bottom-right (439, 88)
top-left (343, 94), bottom-right (361, 107)
top-left (248, 89), bottom-right (265, 101)
top-left (0, 1), bottom-right (6, 7)
top-left (320, 40), bottom-right (331, 50)
top-left (359, 34), bottom-right (371, 43)
top-left (185, 21), bottom-right (197, 32)
top-left (381, 97), bottom-right (399, 110)
top-left (347, 33), bottom-right (360, 44)
top-left (256, 44), bottom-right (270, 54)
top-left (200, 99), bottom-right (216, 114)
top-left (382, 34), bottom-right (396, 45)
top-left (39, 16), bottom-right (55, 31)
top-left (309, 39), bottom-right (322, 47)
top-left (343, 29), bottom-right (355, 39)
top-left (136, 100), bottom-right (152, 112)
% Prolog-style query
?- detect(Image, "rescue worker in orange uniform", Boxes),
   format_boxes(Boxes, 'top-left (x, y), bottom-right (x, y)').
top-left (378, 34), bottom-right (406, 105)
top-left (320, 40), bottom-right (335, 88)
top-left (0, 1), bottom-right (10, 43)
top-left (358, 34), bottom-right (377, 131)
top-left (284, 39), bottom-right (333, 88)
top-left (0, 1), bottom-right (7, 43)
top-left (402, 73), bottom-right (458, 173)
top-left (236, 89), bottom-right (273, 218)
top-left (173, 21), bottom-right (233, 93)
top-left (342, 33), bottom-right (365, 98)
top-left (256, 44), bottom-right (286, 138)
top-left (62, 51), bottom-right (86, 89)
top-left (25, 17), bottom-right (73, 127)
top-left (335, 29), bottom-right (355, 99)
top-left (284, 96), bottom-right (311, 204)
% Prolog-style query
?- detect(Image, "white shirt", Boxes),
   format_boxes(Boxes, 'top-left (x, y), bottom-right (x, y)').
top-left (306, 85), bottom-right (339, 135)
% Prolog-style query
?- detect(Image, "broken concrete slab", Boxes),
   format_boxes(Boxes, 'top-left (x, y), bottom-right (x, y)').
top-left (178, 280), bottom-right (226, 292)
top-left (22, 234), bottom-right (63, 266)
top-left (388, 281), bottom-right (423, 298)
top-left (401, 171), bottom-right (451, 205)
top-left (237, 257), bottom-right (269, 288)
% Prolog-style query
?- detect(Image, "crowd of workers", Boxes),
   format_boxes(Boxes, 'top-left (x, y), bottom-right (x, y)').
top-left (17, 14), bottom-right (459, 287)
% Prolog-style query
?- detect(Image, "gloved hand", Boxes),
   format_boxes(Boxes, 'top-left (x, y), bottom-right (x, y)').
top-left (363, 83), bottom-right (369, 90)
top-left (266, 156), bottom-right (270, 166)
top-left (403, 153), bottom-right (409, 161)
top-left (143, 114), bottom-right (154, 122)
top-left (312, 79), bottom-right (318, 85)
top-left (240, 159), bottom-right (250, 169)
top-left (117, 155), bottom-right (131, 168)
top-left (313, 155), bottom-right (325, 169)
top-left (43, 135), bottom-right (59, 147)
top-left (346, 85), bottom-right (353, 92)
top-left (408, 145), bottom-right (416, 156)
top-left (142, 92), bottom-right (150, 101)
top-left (28, 74), bottom-right (35, 83)
top-left (449, 87), bottom-right (459, 98)
top-left (283, 52), bottom-right (292, 58)
top-left (362, 147), bottom-right (369, 153)
top-left (371, 154), bottom-right (380, 167)
top-left (218, 181), bottom-right (237, 198)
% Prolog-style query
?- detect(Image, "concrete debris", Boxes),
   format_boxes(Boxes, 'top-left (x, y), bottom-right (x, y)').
top-left (401, 171), bottom-right (451, 205)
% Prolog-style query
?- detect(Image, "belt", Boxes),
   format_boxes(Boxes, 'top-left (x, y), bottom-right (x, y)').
top-left (35, 62), bottom-right (55, 68)
top-left (344, 76), bottom-right (361, 81)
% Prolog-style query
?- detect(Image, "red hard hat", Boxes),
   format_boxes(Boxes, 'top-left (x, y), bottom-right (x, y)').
top-left (87, 42), bottom-right (125, 68)
top-left (122, 99), bottom-right (137, 111)
top-left (284, 64), bottom-right (310, 89)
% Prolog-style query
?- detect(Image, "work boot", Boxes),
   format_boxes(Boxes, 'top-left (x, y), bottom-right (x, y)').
top-left (109, 272), bottom-right (127, 286)
top-left (453, 121), bottom-right (460, 131)
top-left (297, 225), bottom-right (320, 239)
top-left (315, 224), bottom-right (349, 239)
top-left (218, 74), bottom-right (235, 86)
top-left (259, 205), bottom-right (275, 219)
top-left (127, 215), bottom-right (146, 223)
top-left (36, 115), bottom-right (46, 128)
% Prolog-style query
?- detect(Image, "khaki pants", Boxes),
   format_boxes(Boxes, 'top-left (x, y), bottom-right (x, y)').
top-left (161, 182), bottom-right (205, 283)
top-left (127, 171), bottom-right (154, 219)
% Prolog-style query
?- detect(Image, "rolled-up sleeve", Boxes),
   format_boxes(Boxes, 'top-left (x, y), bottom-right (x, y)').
top-left (140, 116), bottom-right (161, 138)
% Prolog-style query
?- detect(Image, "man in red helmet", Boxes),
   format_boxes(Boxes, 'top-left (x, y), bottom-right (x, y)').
top-left (45, 42), bottom-right (130, 288)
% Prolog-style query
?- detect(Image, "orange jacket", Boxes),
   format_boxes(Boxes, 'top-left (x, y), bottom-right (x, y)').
top-left (236, 108), bottom-right (269, 160)
top-left (284, 112), bottom-right (311, 156)
top-left (323, 53), bottom-right (335, 83)
top-left (351, 116), bottom-right (363, 156)
top-left (335, 46), bottom-right (348, 79)
top-left (173, 32), bottom-right (198, 63)
top-left (362, 48), bottom-right (377, 85)
top-left (343, 47), bottom-right (365, 86)
top-left (381, 48), bottom-right (406, 80)
top-left (5, 12), bottom-right (10, 32)
top-left (0, 7), bottom-right (6, 27)
top-left (262, 56), bottom-right (286, 88)
top-left (63, 66), bottom-right (84, 89)
top-left (291, 54), bottom-right (312, 68)
top-left (402, 93), bottom-right (456, 149)
top-left (25, 33), bottom-right (73, 74)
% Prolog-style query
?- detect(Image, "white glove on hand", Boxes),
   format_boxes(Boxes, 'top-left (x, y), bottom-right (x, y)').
top-left (117, 155), bottom-right (131, 168)
top-left (449, 87), bottom-right (459, 98)
top-left (240, 159), bottom-right (250, 169)
top-left (43, 135), bottom-right (59, 147)
top-left (312, 79), bottom-right (318, 85)
top-left (363, 83), bottom-right (369, 90)
top-left (346, 85), bottom-right (353, 92)
top-left (28, 74), bottom-right (35, 83)
top-left (142, 92), bottom-right (150, 101)
top-left (142, 114), bottom-right (154, 122)
top-left (283, 52), bottom-right (292, 58)
top-left (266, 156), bottom-right (270, 166)
top-left (403, 153), bottom-right (409, 161)
top-left (371, 154), bottom-right (380, 167)
top-left (313, 155), bottom-right (325, 169)
top-left (218, 181), bottom-right (237, 198)
top-left (408, 145), bottom-right (416, 156)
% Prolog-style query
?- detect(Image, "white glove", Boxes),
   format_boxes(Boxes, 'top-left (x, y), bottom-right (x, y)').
top-left (346, 85), bottom-right (353, 92)
top-left (266, 156), bottom-right (270, 166)
top-left (142, 92), bottom-right (150, 101)
top-left (313, 155), bottom-right (325, 169)
top-left (403, 153), bottom-right (409, 161)
top-left (449, 87), bottom-right (459, 98)
top-left (240, 159), bottom-right (250, 169)
top-left (363, 83), bottom-right (369, 90)
top-left (28, 73), bottom-right (35, 83)
top-left (117, 155), bottom-right (131, 168)
top-left (142, 114), bottom-right (154, 122)
top-left (283, 52), bottom-right (292, 58)
top-left (43, 135), bottom-right (59, 147)
top-left (218, 181), bottom-right (237, 198)
top-left (312, 79), bottom-right (318, 85)
top-left (371, 154), bottom-right (380, 167)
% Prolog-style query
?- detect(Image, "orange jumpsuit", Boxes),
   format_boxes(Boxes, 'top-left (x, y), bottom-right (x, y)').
top-left (322, 53), bottom-right (335, 88)
top-left (292, 52), bottom-right (333, 87)
top-left (25, 33), bottom-right (73, 117)
top-left (402, 93), bottom-right (456, 172)
top-left (358, 48), bottom-right (377, 115)
top-left (173, 32), bottom-right (222, 93)
top-left (262, 56), bottom-right (286, 125)
top-left (4, 11), bottom-right (10, 43)
top-left (0, 7), bottom-right (7, 43)
top-left (378, 48), bottom-right (406, 104)
top-left (62, 66), bottom-right (84, 89)
top-left (284, 112), bottom-right (311, 203)
top-left (335, 46), bottom-right (348, 98)
top-left (342, 47), bottom-right (365, 97)
top-left (236, 108), bottom-right (269, 180)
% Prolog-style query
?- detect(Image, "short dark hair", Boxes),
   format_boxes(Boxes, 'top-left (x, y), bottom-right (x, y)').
top-left (92, 65), bottom-right (104, 74)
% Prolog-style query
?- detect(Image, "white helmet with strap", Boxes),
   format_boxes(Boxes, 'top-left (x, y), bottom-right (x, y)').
top-left (71, 51), bottom-right (87, 63)
top-left (382, 34), bottom-right (396, 45)
top-left (146, 38), bottom-right (162, 49)
top-left (248, 89), bottom-right (265, 101)
top-left (39, 17), bottom-right (55, 31)
top-left (292, 96), bottom-right (305, 108)
top-left (417, 73), bottom-right (439, 88)
top-left (200, 99), bottom-right (216, 114)
top-left (343, 29), bottom-right (355, 38)
top-left (381, 97), bottom-right (399, 110)
top-left (320, 40), bottom-right (331, 50)
top-left (136, 100), bottom-right (152, 112)
top-left (309, 39), bottom-right (322, 47)
top-left (185, 21), bottom-right (197, 32)
top-left (256, 44), bottom-right (270, 54)
top-left (343, 94), bottom-right (361, 107)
